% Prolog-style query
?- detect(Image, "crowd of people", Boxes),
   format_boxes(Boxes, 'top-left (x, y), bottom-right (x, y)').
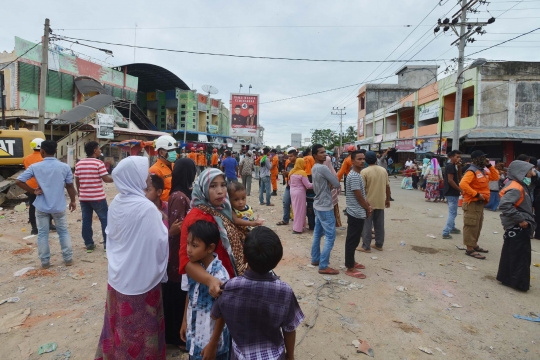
top-left (13, 133), bottom-right (540, 358)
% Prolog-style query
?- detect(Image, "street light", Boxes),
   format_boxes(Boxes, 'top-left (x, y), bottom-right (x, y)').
top-left (452, 58), bottom-right (487, 151)
top-left (248, 84), bottom-right (252, 94)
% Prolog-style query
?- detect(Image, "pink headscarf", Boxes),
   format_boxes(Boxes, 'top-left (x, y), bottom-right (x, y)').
top-left (430, 158), bottom-right (439, 176)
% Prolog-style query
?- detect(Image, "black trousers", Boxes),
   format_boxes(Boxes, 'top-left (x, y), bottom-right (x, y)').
top-left (534, 201), bottom-right (540, 239)
top-left (412, 175), bottom-right (419, 189)
top-left (497, 226), bottom-right (531, 291)
top-left (345, 214), bottom-right (365, 269)
top-left (162, 281), bottom-right (187, 346)
top-left (27, 192), bottom-right (37, 229)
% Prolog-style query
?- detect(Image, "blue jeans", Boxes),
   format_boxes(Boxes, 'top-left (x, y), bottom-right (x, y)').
top-left (282, 187), bottom-right (291, 223)
top-left (36, 210), bottom-right (72, 265)
top-left (443, 196), bottom-right (459, 236)
top-left (226, 177), bottom-right (238, 184)
top-left (259, 176), bottom-right (271, 205)
top-left (311, 209), bottom-right (337, 270)
top-left (485, 190), bottom-right (500, 211)
top-left (80, 199), bottom-right (108, 247)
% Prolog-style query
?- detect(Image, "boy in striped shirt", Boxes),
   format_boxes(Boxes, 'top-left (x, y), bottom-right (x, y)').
top-left (74, 142), bottom-right (113, 252)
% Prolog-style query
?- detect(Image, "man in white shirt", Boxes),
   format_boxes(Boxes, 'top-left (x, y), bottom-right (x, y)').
top-left (405, 158), bottom-right (413, 168)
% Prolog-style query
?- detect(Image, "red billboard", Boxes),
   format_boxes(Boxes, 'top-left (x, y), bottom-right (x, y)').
top-left (230, 93), bottom-right (259, 136)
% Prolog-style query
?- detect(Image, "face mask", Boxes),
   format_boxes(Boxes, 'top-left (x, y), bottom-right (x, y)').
top-left (523, 177), bottom-right (531, 186)
top-left (167, 151), bottom-right (177, 162)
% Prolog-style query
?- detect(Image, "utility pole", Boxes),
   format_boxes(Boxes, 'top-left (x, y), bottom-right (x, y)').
top-left (38, 18), bottom-right (50, 133)
top-left (332, 107), bottom-right (346, 156)
top-left (0, 70), bottom-right (6, 128)
top-left (434, 1), bottom-right (494, 151)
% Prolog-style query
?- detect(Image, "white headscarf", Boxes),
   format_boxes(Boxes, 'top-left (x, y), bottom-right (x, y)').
top-left (106, 156), bottom-right (169, 295)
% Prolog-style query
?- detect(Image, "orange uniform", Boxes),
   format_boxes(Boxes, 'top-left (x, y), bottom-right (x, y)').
top-left (211, 153), bottom-right (219, 166)
top-left (271, 155), bottom-right (279, 191)
top-left (149, 158), bottom-right (173, 201)
top-left (460, 165), bottom-right (500, 204)
top-left (187, 152), bottom-right (197, 163)
top-left (197, 152), bottom-right (207, 167)
top-left (23, 151), bottom-right (43, 189)
top-left (303, 155), bottom-right (315, 176)
top-left (337, 156), bottom-right (352, 181)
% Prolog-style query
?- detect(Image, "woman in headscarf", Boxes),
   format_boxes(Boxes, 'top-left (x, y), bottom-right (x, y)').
top-left (289, 158), bottom-right (313, 234)
top-left (497, 160), bottom-right (537, 291)
top-left (420, 157), bottom-right (430, 191)
top-left (163, 158), bottom-right (197, 350)
top-left (424, 158), bottom-right (443, 202)
top-left (179, 168), bottom-right (248, 298)
top-left (324, 155), bottom-right (343, 227)
top-left (95, 157), bottom-right (169, 359)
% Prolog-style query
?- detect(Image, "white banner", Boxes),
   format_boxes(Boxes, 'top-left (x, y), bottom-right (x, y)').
top-left (419, 101), bottom-right (440, 122)
top-left (97, 113), bottom-right (115, 139)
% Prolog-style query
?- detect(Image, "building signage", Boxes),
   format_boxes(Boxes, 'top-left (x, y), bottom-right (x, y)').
top-left (230, 93), bottom-right (259, 136)
top-left (380, 141), bottom-right (395, 150)
top-left (374, 134), bottom-right (383, 143)
top-left (198, 94), bottom-right (208, 111)
top-left (358, 118), bottom-right (364, 137)
top-left (370, 143), bottom-right (380, 151)
top-left (208, 125), bottom-right (218, 134)
top-left (396, 139), bottom-right (415, 151)
top-left (291, 133), bottom-right (302, 148)
top-left (97, 113), bottom-right (114, 139)
top-left (415, 137), bottom-right (447, 154)
top-left (360, 145), bottom-right (370, 150)
top-left (418, 100), bottom-right (440, 122)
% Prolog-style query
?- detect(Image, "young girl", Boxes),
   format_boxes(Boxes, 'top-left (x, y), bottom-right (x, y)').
top-left (146, 174), bottom-right (181, 235)
top-left (180, 220), bottom-right (230, 360)
top-left (227, 182), bottom-right (263, 228)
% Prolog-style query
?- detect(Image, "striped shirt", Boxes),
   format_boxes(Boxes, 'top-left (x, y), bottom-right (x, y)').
top-left (74, 158), bottom-right (108, 201)
top-left (346, 169), bottom-right (367, 219)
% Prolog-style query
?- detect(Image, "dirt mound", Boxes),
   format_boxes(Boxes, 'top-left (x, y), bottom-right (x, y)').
top-left (11, 247), bottom-right (33, 255)
top-left (23, 269), bottom-right (57, 278)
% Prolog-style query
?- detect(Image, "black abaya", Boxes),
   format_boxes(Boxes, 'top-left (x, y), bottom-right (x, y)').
top-left (497, 226), bottom-right (532, 291)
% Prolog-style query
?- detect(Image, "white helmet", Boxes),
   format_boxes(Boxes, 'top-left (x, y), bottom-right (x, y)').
top-left (30, 138), bottom-right (45, 150)
top-left (154, 135), bottom-right (178, 151)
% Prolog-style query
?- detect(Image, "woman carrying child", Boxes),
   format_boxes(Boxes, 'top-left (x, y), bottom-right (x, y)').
top-left (289, 158), bottom-right (313, 234)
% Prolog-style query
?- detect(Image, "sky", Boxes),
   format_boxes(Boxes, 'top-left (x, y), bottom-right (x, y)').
top-left (2, 0), bottom-right (539, 146)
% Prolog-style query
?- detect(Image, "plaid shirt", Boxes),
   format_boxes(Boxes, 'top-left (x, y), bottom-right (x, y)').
top-left (211, 269), bottom-right (304, 360)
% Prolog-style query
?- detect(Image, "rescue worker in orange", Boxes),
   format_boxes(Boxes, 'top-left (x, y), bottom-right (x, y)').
top-left (459, 150), bottom-right (499, 260)
top-left (187, 146), bottom-right (198, 163)
top-left (196, 147), bottom-right (207, 173)
top-left (211, 148), bottom-right (219, 168)
top-left (23, 138), bottom-right (54, 234)
top-left (303, 148), bottom-right (315, 181)
top-left (149, 135), bottom-right (177, 202)
top-left (270, 149), bottom-right (279, 196)
top-left (337, 145), bottom-right (356, 193)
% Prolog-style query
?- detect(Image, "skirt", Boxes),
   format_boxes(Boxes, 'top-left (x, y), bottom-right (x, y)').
top-left (425, 182), bottom-right (440, 199)
top-left (95, 283), bottom-right (166, 360)
top-left (497, 226), bottom-right (532, 291)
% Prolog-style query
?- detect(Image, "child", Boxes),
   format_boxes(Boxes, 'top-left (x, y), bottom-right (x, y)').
top-left (227, 181), bottom-right (264, 228)
top-left (180, 220), bottom-right (230, 360)
top-left (146, 175), bottom-right (181, 235)
top-left (211, 227), bottom-right (305, 360)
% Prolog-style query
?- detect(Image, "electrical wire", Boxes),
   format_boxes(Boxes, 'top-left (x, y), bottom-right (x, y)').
top-left (495, 0), bottom-right (527, 17)
top-left (466, 27), bottom-right (540, 56)
top-left (53, 35), bottom-right (450, 64)
top-left (0, 41), bottom-right (42, 71)
top-left (56, 24), bottom-right (434, 31)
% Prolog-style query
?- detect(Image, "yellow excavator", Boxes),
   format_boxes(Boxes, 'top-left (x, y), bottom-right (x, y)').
top-left (0, 128), bottom-right (46, 205)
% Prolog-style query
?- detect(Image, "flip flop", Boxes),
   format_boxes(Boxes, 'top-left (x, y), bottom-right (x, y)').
top-left (276, 221), bottom-right (289, 226)
top-left (354, 263), bottom-right (366, 269)
top-left (474, 246), bottom-right (489, 253)
top-left (465, 250), bottom-right (486, 259)
top-left (356, 247), bottom-right (371, 253)
top-left (345, 270), bottom-right (366, 279)
top-left (318, 267), bottom-right (340, 275)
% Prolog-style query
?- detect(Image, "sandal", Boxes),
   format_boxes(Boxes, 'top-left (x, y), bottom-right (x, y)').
top-left (292, 231), bottom-right (302, 234)
top-left (267, 203), bottom-right (275, 206)
top-left (276, 221), bottom-right (289, 226)
top-left (318, 267), bottom-right (340, 275)
top-left (465, 250), bottom-right (486, 259)
top-left (311, 262), bottom-right (319, 266)
top-left (474, 246), bottom-right (489, 253)
top-left (345, 270), bottom-right (366, 279)
top-left (354, 263), bottom-right (366, 270)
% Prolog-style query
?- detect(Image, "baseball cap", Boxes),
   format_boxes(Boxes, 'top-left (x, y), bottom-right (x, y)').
top-left (365, 151), bottom-right (377, 163)
top-left (471, 150), bottom-right (488, 159)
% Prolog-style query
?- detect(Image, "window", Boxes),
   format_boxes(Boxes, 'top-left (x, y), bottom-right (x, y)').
top-left (181, 116), bottom-right (185, 121)
top-left (360, 96), bottom-right (365, 110)
top-left (18, 62), bottom-right (40, 94)
top-left (181, 104), bottom-right (186, 109)
top-left (181, 111), bottom-right (186, 115)
top-left (467, 99), bottom-right (474, 117)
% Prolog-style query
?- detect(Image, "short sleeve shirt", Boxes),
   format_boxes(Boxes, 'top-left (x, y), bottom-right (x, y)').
top-left (346, 170), bottom-right (367, 219)
top-left (239, 157), bottom-right (254, 176)
top-left (74, 158), bottom-right (108, 201)
top-left (222, 157), bottom-right (238, 179)
top-left (360, 165), bottom-right (390, 210)
top-left (444, 163), bottom-right (460, 196)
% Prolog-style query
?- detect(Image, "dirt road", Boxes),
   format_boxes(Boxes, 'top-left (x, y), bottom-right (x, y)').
top-left (1, 177), bottom-right (539, 359)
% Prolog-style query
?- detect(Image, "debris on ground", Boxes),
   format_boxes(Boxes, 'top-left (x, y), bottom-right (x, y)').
top-left (0, 297), bottom-right (20, 305)
top-left (371, 256), bottom-right (378, 260)
top-left (24, 269), bottom-right (56, 278)
top-left (13, 267), bottom-right (35, 277)
top-left (37, 342), bottom-right (57, 355)
top-left (396, 286), bottom-right (408, 292)
top-left (435, 347), bottom-right (446, 355)
top-left (14, 203), bottom-right (27, 212)
top-left (22, 235), bottom-right (36, 240)
top-left (450, 304), bottom-right (463, 308)
top-left (442, 290), bottom-right (454, 298)
top-left (11, 247), bottom-right (33, 255)
top-left (419, 346), bottom-right (434, 354)
top-left (53, 350), bottom-right (71, 359)
top-left (353, 339), bottom-right (374, 357)
top-left (0, 308), bottom-right (31, 334)
top-left (513, 314), bottom-right (540, 323)
top-left (400, 241), bottom-right (406, 246)
top-left (419, 272), bottom-right (426, 277)
top-left (426, 234), bottom-right (436, 239)
top-left (303, 280), bottom-right (314, 287)
top-left (455, 245), bottom-right (466, 250)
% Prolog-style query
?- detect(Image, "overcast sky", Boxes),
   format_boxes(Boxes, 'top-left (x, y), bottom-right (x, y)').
top-left (2, 0), bottom-right (539, 146)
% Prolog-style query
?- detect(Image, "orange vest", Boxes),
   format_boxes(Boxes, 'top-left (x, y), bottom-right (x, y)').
top-left (337, 156), bottom-right (352, 180)
top-left (499, 181), bottom-right (525, 208)
top-left (23, 151), bottom-right (43, 189)
top-left (149, 158), bottom-right (173, 201)
top-left (271, 155), bottom-right (279, 175)
top-left (304, 155), bottom-right (315, 176)
top-left (188, 152), bottom-right (197, 163)
top-left (211, 153), bottom-right (218, 166)
top-left (197, 153), bottom-right (207, 166)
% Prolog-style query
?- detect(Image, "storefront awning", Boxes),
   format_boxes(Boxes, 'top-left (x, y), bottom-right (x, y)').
top-left (461, 127), bottom-right (540, 141)
top-left (74, 77), bottom-right (107, 94)
top-left (56, 95), bottom-right (115, 124)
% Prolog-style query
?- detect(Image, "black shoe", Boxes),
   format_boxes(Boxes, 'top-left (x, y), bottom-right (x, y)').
top-left (271, 191), bottom-right (277, 196)
top-left (390, 198), bottom-right (395, 201)
top-left (86, 244), bottom-right (96, 253)
top-left (31, 228), bottom-right (38, 235)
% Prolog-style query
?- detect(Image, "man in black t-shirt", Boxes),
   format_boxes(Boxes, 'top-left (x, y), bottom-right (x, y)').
top-left (442, 150), bottom-right (463, 239)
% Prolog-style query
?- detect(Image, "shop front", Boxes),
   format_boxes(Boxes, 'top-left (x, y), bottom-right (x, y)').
top-left (395, 139), bottom-right (415, 164)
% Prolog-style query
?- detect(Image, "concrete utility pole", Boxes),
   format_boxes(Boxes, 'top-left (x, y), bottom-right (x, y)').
top-left (38, 18), bottom-right (50, 133)
top-left (332, 107), bottom-right (346, 155)
top-left (0, 70), bottom-right (6, 128)
top-left (452, 0), bottom-right (467, 151)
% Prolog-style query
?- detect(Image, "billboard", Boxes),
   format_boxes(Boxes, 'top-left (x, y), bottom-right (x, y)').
top-left (97, 113), bottom-right (114, 139)
top-left (291, 133), bottom-right (302, 148)
top-left (230, 93), bottom-right (259, 137)
top-left (415, 137), bottom-right (447, 155)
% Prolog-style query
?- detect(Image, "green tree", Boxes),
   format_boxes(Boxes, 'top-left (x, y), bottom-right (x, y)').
top-left (343, 126), bottom-right (358, 143)
top-left (310, 129), bottom-right (338, 149)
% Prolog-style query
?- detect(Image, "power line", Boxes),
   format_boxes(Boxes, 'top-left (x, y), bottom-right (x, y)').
top-left (53, 35), bottom-right (451, 63)
top-left (0, 41), bottom-right (42, 71)
top-left (56, 24), bottom-right (435, 31)
top-left (466, 27), bottom-right (540, 56)
top-left (495, 0), bottom-right (526, 17)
